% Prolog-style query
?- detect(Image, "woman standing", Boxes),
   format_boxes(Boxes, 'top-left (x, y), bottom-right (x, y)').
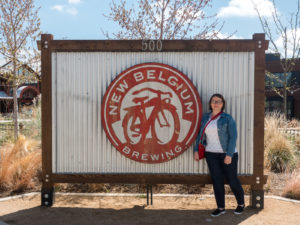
top-left (194, 93), bottom-right (245, 217)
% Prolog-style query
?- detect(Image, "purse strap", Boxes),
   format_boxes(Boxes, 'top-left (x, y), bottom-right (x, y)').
top-left (199, 111), bottom-right (223, 142)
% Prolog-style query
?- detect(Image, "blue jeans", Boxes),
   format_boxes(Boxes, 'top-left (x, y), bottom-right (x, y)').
top-left (205, 152), bottom-right (244, 208)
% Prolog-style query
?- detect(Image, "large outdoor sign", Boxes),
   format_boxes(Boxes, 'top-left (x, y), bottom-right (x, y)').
top-left (41, 35), bottom-right (268, 209)
top-left (102, 63), bottom-right (202, 163)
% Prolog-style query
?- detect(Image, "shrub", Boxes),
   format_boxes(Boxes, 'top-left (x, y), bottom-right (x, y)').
top-left (265, 113), bottom-right (296, 172)
top-left (265, 134), bottom-right (296, 173)
top-left (282, 170), bottom-right (300, 200)
top-left (0, 135), bottom-right (41, 193)
top-left (264, 113), bottom-right (286, 149)
top-left (287, 118), bottom-right (300, 128)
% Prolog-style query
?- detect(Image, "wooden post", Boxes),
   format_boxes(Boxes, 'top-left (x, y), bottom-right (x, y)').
top-left (41, 34), bottom-right (54, 207)
top-left (251, 33), bottom-right (269, 209)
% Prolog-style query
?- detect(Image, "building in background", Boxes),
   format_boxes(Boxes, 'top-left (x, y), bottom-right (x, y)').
top-left (265, 54), bottom-right (300, 119)
top-left (0, 61), bottom-right (40, 113)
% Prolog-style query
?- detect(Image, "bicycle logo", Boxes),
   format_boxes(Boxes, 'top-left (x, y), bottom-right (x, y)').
top-left (122, 87), bottom-right (179, 146)
top-left (102, 63), bottom-right (202, 163)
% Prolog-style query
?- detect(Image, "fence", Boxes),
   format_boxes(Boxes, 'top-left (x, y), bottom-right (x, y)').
top-left (279, 128), bottom-right (300, 143)
top-left (0, 120), bottom-right (33, 145)
top-left (279, 128), bottom-right (300, 136)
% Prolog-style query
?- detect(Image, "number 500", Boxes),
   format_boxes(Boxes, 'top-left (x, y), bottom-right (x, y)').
top-left (142, 40), bottom-right (163, 51)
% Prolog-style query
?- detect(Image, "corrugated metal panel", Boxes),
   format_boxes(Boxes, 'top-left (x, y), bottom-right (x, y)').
top-left (52, 52), bottom-right (254, 175)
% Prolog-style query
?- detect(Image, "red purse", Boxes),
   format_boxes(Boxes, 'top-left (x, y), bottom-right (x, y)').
top-left (198, 143), bottom-right (206, 159)
top-left (198, 112), bottom-right (223, 160)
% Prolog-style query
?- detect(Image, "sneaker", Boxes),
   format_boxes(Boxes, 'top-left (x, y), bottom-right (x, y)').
top-left (211, 208), bottom-right (226, 217)
top-left (234, 205), bottom-right (245, 215)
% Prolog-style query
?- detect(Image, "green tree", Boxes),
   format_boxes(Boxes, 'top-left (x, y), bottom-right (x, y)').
top-left (0, 0), bottom-right (40, 139)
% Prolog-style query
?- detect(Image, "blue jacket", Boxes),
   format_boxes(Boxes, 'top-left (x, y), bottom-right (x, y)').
top-left (193, 112), bottom-right (237, 157)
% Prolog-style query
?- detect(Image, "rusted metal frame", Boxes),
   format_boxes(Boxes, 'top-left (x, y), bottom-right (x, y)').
top-left (252, 33), bottom-right (269, 209)
top-left (38, 39), bottom-right (257, 52)
top-left (51, 174), bottom-right (267, 185)
top-left (41, 34), bottom-right (54, 206)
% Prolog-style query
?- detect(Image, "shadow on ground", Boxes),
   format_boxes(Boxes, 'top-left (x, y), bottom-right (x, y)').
top-left (0, 205), bottom-right (259, 225)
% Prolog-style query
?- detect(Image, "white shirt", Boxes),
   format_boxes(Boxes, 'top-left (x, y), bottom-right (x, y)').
top-left (205, 117), bottom-right (224, 153)
top-left (204, 116), bottom-right (237, 154)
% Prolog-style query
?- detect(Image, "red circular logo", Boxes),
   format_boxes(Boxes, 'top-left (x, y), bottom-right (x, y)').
top-left (101, 63), bottom-right (202, 163)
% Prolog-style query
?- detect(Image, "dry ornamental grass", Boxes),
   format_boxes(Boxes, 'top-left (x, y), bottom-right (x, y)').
top-left (282, 169), bottom-right (300, 199)
top-left (264, 113), bottom-right (300, 200)
top-left (0, 135), bottom-right (41, 193)
top-left (264, 113), bottom-right (297, 173)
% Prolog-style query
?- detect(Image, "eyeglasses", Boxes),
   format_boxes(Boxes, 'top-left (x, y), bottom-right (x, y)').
top-left (211, 100), bottom-right (223, 104)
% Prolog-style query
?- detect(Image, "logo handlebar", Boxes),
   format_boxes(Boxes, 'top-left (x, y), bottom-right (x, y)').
top-left (132, 87), bottom-right (172, 98)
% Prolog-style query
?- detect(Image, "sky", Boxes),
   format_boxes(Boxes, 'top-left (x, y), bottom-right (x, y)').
top-left (35, 0), bottom-right (297, 39)
top-left (0, 0), bottom-right (299, 65)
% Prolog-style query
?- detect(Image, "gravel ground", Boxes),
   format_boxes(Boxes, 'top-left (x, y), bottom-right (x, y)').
top-left (0, 194), bottom-right (300, 225)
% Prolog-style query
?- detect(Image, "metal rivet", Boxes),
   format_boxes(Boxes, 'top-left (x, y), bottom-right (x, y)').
top-left (258, 41), bottom-right (262, 44)
top-left (44, 41), bottom-right (48, 49)
top-left (45, 201), bottom-right (49, 205)
top-left (44, 194), bottom-right (49, 198)
top-left (46, 174), bottom-right (49, 178)
top-left (256, 177), bottom-right (260, 180)
top-left (45, 179), bottom-right (49, 182)
top-left (256, 180), bottom-right (260, 184)
top-left (256, 196), bottom-right (261, 201)
top-left (256, 203), bottom-right (261, 208)
top-left (258, 45), bottom-right (262, 48)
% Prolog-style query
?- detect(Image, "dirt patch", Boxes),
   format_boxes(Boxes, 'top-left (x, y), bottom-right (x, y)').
top-left (0, 171), bottom-right (295, 199)
top-left (0, 194), bottom-right (299, 225)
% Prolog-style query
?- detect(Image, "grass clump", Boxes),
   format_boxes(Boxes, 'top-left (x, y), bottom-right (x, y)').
top-left (287, 118), bottom-right (300, 128)
top-left (266, 135), bottom-right (296, 172)
top-left (0, 135), bottom-right (41, 193)
top-left (265, 113), bottom-right (297, 173)
top-left (282, 169), bottom-right (300, 200)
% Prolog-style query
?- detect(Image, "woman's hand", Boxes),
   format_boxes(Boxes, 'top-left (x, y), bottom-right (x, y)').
top-left (194, 152), bottom-right (199, 161)
top-left (224, 156), bottom-right (232, 164)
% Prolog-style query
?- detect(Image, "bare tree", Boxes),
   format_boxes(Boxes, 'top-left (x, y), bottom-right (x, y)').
top-left (104, 0), bottom-right (226, 40)
top-left (0, 0), bottom-right (40, 139)
top-left (255, 0), bottom-right (300, 118)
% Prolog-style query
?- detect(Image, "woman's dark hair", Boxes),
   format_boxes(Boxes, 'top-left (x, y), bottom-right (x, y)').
top-left (209, 93), bottom-right (226, 111)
